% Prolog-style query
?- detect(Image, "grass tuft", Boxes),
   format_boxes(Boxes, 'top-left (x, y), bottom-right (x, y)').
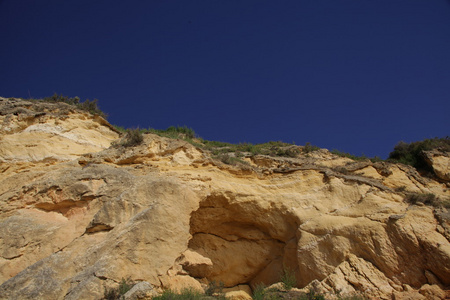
top-left (252, 283), bottom-right (266, 300)
top-left (103, 278), bottom-right (134, 300)
top-left (205, 280), bottom-right (224, 296)
top-left (112, 128), bottom-right (144, 147)
top-left (29, 93), bottom-right (107, 118)
top-left (280, 266), bottom-right (296, 290)
top-left (152, 289), bottom-right (205, 300)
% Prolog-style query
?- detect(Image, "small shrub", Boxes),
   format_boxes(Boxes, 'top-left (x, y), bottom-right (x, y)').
top-left (300, 290), bottom-right (326, 300)
top-left (388, 137), bottom-right (450, 172)
top-left (252, 283), bottom-right (266, 300)
top-left (404, 193), bottom-right (440, 207)
top-left (280, 266), bottom-right (296, 290)
top-left (216, 154), bottom-right (249, 166)
top-left (404, 192), bottom-right (450, 209)
top-left (117, 278), bottom-right (133, 295)
top-left (331, 150), bottom-right (370, 161)
top-left (300, 290), bottom-right (325, 300)
top-left (120, 128), bottom-right (144, 147)
top-left (394, 186), bottom-right (407, 193)
top-left (233, 141), bottom-right (299, 157)
top-left (152, 288), bottom-right (204, 300)
top-left (205, 280), bottom-right (224, 296)
top-left (103, 278), bottom-right (134, 300)
top-left (165, 126), bottom-right (196, 139)
top-left (38, 93), bottom-right (107, 118)
top-left (276, 147), bottom-right (300, 158)
top-left (113, 125), bottom-right (127, 133)
top-left (145, 126), bottom-right (196, 140)
top-left (77, 98), bottom-right (105, 117)
top-left (302, 142), bottom-right (320, 153)
top-left (369, 156), bottom-right (383, 163)
top-left (338, 295), bottom-right (367, 300)
top-left (103, 288), bottom-right (121, 300)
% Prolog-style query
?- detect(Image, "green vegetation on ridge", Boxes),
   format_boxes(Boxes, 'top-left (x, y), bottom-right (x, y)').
top-left (111, 123), bottom-right (449, 177)
top-left (112, 125), bottom-right (304, 161)
top-left (22, 96), bottom-right (449, 174)
top-left (26, 93), bottom-right (106, 118)
top-left (330, 149), bottom-right (383, 163)
top-left (388, 137), bottom-right (450, 172)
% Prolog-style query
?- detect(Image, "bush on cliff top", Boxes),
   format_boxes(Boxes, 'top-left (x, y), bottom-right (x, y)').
top-left (29, 93), bottom-right (107, 118)
top-left (112, 128), bottom-right (144, 147)
top-left (143, 125), bottom-right (196, 139)
top-left (388, 137), bottom-right (450, 172)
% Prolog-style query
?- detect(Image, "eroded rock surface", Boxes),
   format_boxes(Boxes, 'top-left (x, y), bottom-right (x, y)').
top-left (0, 98), bottom-right (449, 299)
top-left (0, 98), bottom-right (118, 162)
top-left (424, 150), bottom-right (450, 182)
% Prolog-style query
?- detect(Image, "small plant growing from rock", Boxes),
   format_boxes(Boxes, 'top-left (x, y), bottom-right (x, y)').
top-left (302, 142), bottom-right (320, 154)
top-left (404, 192), bottom-right (440, 207)
top-left (103, 277), bottom-right (134, 300)
top-left (37, 93), bottom-right (107, 118)
top-left (302, 290), bottom-right (326, 300)
top-left (252, 283), bottom-right (266, 300)
top-left (113, 128), bottom-right (144, 147)
top-left (216, 154), bottom-right (249, 166)
top-left (205, 280), bottom-right (224, 297)
top-left (152, 288), bottom-right (204, 300)
top-left (280, 266), bottom-right (296, 290)
top-left (123, 128), bottom-right (144, 147)
top-left (394, 186), bottom-right (407, 193)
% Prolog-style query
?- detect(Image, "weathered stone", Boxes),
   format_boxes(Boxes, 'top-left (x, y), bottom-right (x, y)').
top-left (424, 150), bottom-right (450, 181)
top-left (224, 290), bottom-right (252, 300)
top-left (418, 284), bottom-right (446, 300)
top-left (393, 290), bottom-right (427, 300)
top-left (177, 249), bottom-right (213, 278)
top-left (223, 284), bottom-right (252, 296)
top-left (0, 98), bottom-right (449, 299)
top-left (159, 275), bottom-right (203, 293)
top-left (123, 281), bottom-right (158, 300)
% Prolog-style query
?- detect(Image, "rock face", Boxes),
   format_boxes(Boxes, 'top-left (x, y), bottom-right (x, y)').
top-left (0, 98), bottom-right (449, 299)
top-left (424, 150), bottom-right (450, 182)
top-left (0, 98), bottom-right (118, 162)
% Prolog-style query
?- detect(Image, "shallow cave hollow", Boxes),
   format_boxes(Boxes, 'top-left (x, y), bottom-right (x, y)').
top-left (186, 192), bottom-right (300, 289)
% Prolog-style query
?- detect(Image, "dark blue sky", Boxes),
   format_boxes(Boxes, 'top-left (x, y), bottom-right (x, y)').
top-left (1, 1), bottom-right (449, 158)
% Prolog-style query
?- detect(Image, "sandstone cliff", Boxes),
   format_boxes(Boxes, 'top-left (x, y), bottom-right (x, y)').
top-left (0, 98), bottom-right (449, 300)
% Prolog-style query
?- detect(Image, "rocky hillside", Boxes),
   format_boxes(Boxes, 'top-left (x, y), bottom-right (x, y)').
top-left (0, 97), bottom-right (449, 300)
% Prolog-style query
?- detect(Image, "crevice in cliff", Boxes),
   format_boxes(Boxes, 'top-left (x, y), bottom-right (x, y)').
top-left (85, 223), bottom-right (113, 234)
top-left (34, 199), bottom-right (90, 217)
top-left (2, 253), bottom-right (23, 260)
top-left (433, 208), bottom-right (450, 242)
top-left (350, 257), bottom-right (383, 291)
top-left (1, 166), bottom-right (10, 173)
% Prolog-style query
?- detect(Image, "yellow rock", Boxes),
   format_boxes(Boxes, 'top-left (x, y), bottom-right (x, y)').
top-left (224, 290), bottom-right (252, 300)
top-left (0, 98), bottom-right (449, 300)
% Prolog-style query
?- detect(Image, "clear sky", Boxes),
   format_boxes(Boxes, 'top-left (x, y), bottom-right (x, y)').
top-left (1, 1), bottom-right (449, 158)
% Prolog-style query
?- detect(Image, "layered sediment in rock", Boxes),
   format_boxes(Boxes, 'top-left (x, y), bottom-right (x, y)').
top-left (0, 98), bottom-right (449, 299)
